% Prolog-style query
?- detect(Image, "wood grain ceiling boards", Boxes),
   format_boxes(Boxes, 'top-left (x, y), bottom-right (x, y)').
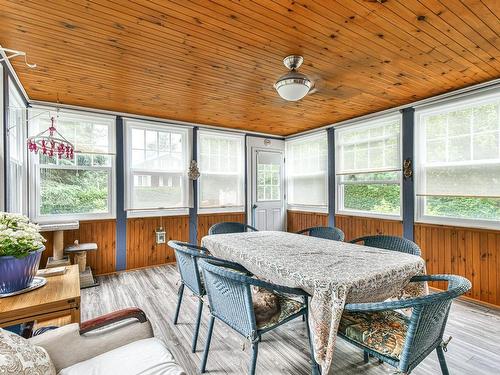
top-left (1, 0), bottom-right (499, 136)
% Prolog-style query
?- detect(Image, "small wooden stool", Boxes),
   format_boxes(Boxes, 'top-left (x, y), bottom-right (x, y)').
top-left (64, 242), bottom-right (99, 289)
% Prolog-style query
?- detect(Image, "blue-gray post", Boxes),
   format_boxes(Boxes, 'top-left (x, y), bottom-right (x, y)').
top-left (327, 128), bottom-right (336, 227)
top-left (115, 116), bottom-right (127, 271)
top-left (244, 134), bottom-right (248, 224)
top-left (401, 108), bottom-right (415, 241)
top-left (189, 127), bottom-right (198, 244)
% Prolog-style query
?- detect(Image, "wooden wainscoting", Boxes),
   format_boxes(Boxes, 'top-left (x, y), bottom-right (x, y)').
top-left (287, 210), bottom-right (328, 233)
top-left (415, 223), bottom-right (500, 306)
top-left (197, 212), bottom-right (246, 244)
top-left (40, 220), bottom-right (116, 275)
top-left (335, 215), bottom-right (403, 241)
top-left (126, 216), bottom-right (189, 270)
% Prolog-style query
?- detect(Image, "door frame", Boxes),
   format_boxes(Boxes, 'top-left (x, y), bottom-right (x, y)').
top-left (246, 136), bottom-right (286, 230)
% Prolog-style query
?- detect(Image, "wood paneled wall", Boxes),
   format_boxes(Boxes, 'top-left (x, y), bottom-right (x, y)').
top-left (126, 216), bottom-right (189, 270)
top-left (40, 220), bottom-right (116, 275)
top-left (287, 210), bottom-right (328, 233)
top-left (335, 215), bottom-right (403, 241)
top-left (288, 212), bottom-right (500, 306)
top-left (415, 223), bottom-right (500, 306)
top-left (197, 212), bottom-right (246, 244)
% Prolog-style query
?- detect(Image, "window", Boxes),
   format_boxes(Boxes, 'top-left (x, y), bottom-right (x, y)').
top-left (125, 120), bottom-right (191, 215)
top-left (29, 108), bottom-right (115, 221)
top-left (415, 91), bottom-right (500, 229)
top-left (257, 151), bottom-right (282, 202)
top-left (335, 114), bottom-right (402, 218)
top-left (8, 82), bottom-right (27, 214)
top-left (198, 130), bottom-right (244, 212)
top-left (286, 132), bottom-right (328, 211)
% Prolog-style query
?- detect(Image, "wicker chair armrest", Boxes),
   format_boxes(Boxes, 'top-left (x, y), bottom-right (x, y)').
top-left (203, 256), bottom-right (253, 275)
top-left (296, 227), bottom-right (312, 234)
top-left (344, 275), bottom-right (471, 312)
top-left (168, 240), bottom-right (207, 254)
top-left (200, 259), bottom-right (308, 297)
top-left (246, 276), bottom-right (309, 296)
top-left (349, 236), bottom-right (371, 244)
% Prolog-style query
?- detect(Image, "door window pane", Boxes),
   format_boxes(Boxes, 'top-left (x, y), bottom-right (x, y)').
top-left (257, 152), bottom-right (281, 202)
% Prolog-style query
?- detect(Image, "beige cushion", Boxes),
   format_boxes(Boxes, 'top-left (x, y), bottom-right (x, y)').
top-left (59, 337), bottom-right (185, 375)
top-left (0, 328), bottom-right (56, 375)
top-left (30, 321), bottom-right (153, 371)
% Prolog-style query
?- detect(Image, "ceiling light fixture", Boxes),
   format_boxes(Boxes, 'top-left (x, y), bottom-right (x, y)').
top-left (274, 55), bottom-right (312, 101)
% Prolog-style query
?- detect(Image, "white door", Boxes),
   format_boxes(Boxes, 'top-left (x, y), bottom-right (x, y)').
top-left (247, 137), bottom-right (285, 231)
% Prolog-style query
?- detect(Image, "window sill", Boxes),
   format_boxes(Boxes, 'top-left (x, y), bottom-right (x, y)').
top-left (287, 205), bottom-right (328, 214)
top-left (34, 213), bottom-right (116, 224)
top-left (127, 208), bottom-right (189, 218)
top-left (415, 216), bottom-right (500, 231)
top-left (335, 209), bottom-right (402, 221)
top-left (198, 207), bottom-right (245, 215)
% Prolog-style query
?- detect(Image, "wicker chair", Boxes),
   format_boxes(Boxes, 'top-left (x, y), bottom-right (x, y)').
top-left (297, 226), bottom-right (345, 242)
top-left (338, 274), bottom-right (471, 374)
top-left (198, 258), bottom-right (319, 375)
top-left (350, 235), bottom-right (421, 256)
top-left (168, 240), bottom-right (249, 353)
top-left (208, 222), bottom-right (258, 235)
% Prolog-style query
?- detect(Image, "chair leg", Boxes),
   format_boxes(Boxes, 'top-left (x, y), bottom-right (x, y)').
top-left (305, 311), bottom-right (321, 375)
top-left (436, 346), bottom-right (450, 375)
top-left (302, 295), bottom-right (308, 322)
top-left (173, 283), bottom-right (184, 325)
top-left (363, 351), bottom-right (369, 364)
top-left (191, 298), bottom-right (203, 353)
top-left (249, 341), bottom-right (259, 375)
top-left (200, 316), bottom-right (215, 373)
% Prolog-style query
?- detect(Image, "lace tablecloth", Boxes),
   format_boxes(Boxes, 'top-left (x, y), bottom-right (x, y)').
top-left (201, 231), bottom-right (427, 375)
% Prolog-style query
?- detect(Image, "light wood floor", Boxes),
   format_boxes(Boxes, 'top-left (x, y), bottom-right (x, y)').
top-left (81, 265), bottom-right (500, 374)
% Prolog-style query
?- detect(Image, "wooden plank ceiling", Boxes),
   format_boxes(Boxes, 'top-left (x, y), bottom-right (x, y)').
top-left (1, 0), bottom-right (499, 136)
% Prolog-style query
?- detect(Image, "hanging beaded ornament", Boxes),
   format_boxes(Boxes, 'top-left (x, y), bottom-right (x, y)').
top-left (27, 116), bottom-right (74, 159)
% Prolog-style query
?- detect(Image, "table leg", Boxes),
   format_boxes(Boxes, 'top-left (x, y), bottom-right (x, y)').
top-left (71, 305), bottom-right (81, 325)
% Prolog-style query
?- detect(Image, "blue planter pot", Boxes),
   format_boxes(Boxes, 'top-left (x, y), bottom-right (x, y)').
top-left (0, 246), bottom-right (45, 294)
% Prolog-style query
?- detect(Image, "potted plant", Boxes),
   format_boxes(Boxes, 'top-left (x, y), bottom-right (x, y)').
top-left (0, 212), bottom-right (46, 294)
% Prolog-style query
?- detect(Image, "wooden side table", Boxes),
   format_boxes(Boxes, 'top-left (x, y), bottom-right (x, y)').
top-left (0, 265), bottom-right (81, 328)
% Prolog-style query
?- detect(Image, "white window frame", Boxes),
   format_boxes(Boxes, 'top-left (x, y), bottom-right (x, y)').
top-left (124, 119), bottom-right (192, 218)
top-left (335, 113), bottom-right (403, 220)
top-left (285, 132), bottom-right (328, 213)
top-left (29, 108), bottom-right (116, 223)
top-left (415, 90), bottom-right (500, 230)
top-left (7, 81), bottom-right (27, 215)
top-left (197, 129), bottom-right (245, 214)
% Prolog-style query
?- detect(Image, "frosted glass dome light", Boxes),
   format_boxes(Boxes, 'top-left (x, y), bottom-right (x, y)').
top-left (274, 55), bottom-right (312, 102)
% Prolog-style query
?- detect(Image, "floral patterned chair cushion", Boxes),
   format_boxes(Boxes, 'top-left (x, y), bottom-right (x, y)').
top-left (0, 328), bottom-right (56, 375)
top-left (338, 310), bottom-right (409, 360)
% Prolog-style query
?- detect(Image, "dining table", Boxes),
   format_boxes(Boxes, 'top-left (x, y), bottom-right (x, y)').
top-left (201, 230), bottom-right (427, 375)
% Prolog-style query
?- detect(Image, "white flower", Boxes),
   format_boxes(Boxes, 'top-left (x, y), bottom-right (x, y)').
top-left (0, 212), bottom-right (46, 257)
